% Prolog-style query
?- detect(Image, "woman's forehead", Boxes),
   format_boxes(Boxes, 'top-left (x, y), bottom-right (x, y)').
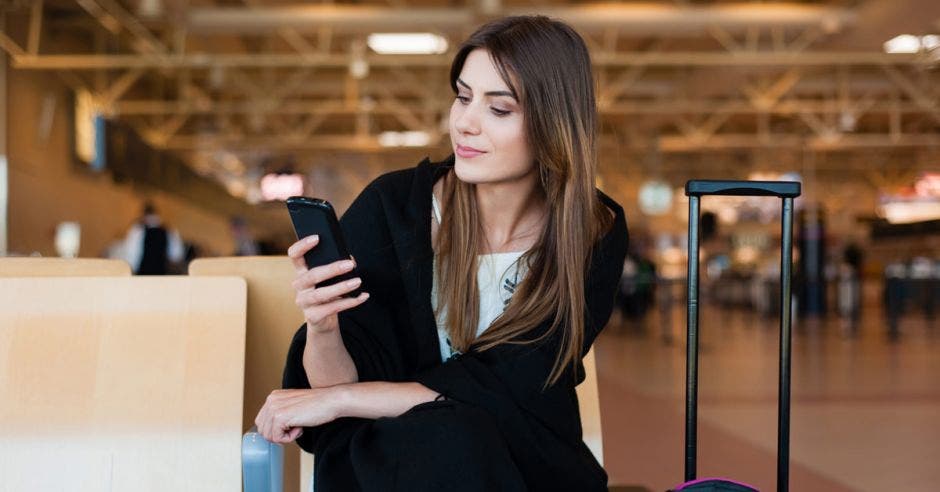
top-left (457, 50), bottom-right (514, 94)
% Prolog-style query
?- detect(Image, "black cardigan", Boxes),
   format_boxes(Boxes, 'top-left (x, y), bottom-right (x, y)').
top-left (283, 156), bottom-right (629, 491)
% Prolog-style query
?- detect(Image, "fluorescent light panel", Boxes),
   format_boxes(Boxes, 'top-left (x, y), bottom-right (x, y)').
top-left (883, 34), bottom-right (940, 53)
top-left (379, 131), bottom-right (431, 147)
top-left (368, 33), bottom-right (448, 55)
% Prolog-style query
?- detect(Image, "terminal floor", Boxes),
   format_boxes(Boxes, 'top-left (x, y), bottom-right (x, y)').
top-left (596, 302), bottom-right (939, 492)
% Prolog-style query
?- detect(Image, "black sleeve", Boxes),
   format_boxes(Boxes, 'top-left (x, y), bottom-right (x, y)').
top-left (281, 183), bottom-right (407, 453)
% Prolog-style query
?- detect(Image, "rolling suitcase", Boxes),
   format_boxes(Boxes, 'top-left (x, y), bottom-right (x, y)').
top-left (673, 180), bottom-right (802, 492)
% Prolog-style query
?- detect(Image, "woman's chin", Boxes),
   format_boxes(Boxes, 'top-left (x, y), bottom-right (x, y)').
top-left (453, 159), bottom-right (490, 184)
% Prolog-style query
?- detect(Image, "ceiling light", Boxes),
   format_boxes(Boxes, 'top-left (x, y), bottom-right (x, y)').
top-left (349, 40), bottom-right (369, 79)
top-left (378, 131), bottom-right (432, 147)
top-left (922, 35), bottom-right (940, 51)
top-left (138, 0), bottom-right (163, 18)
top-left (349, 58), bottom-right (369, 79)
top-left (367, 33), bottom-right (448, 55)
top-left (883, 34), bottom-right (939, 54)
top-left (879, 200), bottom-right (940, 224)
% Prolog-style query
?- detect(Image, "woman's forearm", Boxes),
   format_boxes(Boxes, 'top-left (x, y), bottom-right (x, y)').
top-left (302, 327), bottom-right (359, 387)
top-left (333, 381), bottom-right (440, 420)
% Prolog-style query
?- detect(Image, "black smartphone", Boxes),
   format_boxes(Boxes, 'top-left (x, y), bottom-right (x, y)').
top-left (285, 196), bottom-right (359, 294)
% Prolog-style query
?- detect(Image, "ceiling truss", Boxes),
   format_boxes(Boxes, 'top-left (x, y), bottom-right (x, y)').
top-left (1, 1), bottom-right (938, 171)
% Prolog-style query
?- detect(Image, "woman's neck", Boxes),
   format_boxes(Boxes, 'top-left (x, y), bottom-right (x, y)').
top-left (474, 171), bottom-right (546, 253)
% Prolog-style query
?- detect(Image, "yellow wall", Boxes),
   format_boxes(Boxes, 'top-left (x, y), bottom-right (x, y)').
top-left (6, 68), bottom-right (237, 258)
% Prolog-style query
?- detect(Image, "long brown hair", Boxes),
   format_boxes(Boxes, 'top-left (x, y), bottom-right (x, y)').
top-left (435, 16), bottom-right (613, 387)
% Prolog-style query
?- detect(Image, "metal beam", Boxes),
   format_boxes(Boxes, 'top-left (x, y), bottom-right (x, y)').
top-left (9, 51), bottom-right (927, 70)
top-left (75, 0), bottom-right (168, 54)
top-left (186, 4), bottom-right (856, 35)
top-left (597, 41), bottom-right (666, 105)
top-left (0, 16), bottom-right (25, 58)
top-left (156, 129), bottom-right (940, 153)
top-left (27, 0), bottom-right (43, 56)
top-left (591, 51), bottom-right (923, 66)
top-left (880, 64), bottom-right (940, 125)
top-left (111, 97), bottom-right (938, 116)
top-left (242, 0), bottom-right (317, 56)
top-left (741, 68), bottom-right (802, 110)
top-left (604, 100), bottom-right (933, 115)
top-left (162, 133), bottom-right (403, 152)
top-left (100, 67), bottom-right (146, 108)
top-left (658, 133), bottom-right (940, 152)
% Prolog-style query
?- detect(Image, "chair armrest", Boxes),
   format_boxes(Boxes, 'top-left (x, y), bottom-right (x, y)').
top-left (242, 428), bottom-right (284, 492)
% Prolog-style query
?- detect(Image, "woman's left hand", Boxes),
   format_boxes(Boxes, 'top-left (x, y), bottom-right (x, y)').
top-left (255, 388), bottom-right (343, 443)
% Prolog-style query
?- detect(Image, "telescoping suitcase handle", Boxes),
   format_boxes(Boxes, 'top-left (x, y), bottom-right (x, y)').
top-left (686, 180), bottom-right (801, 198)
top-left (684, 179), bottom-right (801, 492)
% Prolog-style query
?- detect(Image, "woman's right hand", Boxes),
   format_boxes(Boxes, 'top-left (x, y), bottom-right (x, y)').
top-left (289, 235), bottom-right (370, 335)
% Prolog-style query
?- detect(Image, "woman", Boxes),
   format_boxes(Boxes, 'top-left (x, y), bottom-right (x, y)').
top-left (256, 15), bottom-right (628, 491)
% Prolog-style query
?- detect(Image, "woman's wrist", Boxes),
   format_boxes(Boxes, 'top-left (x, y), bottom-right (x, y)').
top-left (323, 382), bottom-right (439, 421)
top-left (325, 383), bottom-right (354, 419)
top-left (305, 322), bottom-right (344, 349)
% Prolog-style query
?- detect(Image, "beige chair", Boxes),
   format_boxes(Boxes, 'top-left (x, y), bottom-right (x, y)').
top-left (578, 347), bottom-right (604, 465)
top-left (189, 256), bottom-right (308, 492)
top-left (0, 257), bottom-right (131, 276)
top-left (0, 276), bottom-right (246, 491)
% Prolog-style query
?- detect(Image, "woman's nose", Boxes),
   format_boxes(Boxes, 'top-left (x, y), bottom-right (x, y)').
top-left (454, 104), bottom-right (481, 135)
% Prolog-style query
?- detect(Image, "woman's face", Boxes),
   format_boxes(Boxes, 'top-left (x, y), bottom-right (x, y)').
top-left (449, 49), bottom-right (535, 186)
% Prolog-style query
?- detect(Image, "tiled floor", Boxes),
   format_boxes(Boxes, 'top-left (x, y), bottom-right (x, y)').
top-left (596, 286), bottom-right (940, 492)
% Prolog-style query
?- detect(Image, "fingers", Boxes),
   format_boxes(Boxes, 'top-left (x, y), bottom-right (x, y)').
top-left (294, 277), bottom-right (362, 307)
top-left (287, 235), bottom-right (319, 274)
top-left (301, 292), bottom-right (371, 326)
top-left (256, 391), bottom-right (287, 442)
top-left (292, 258), bottom-right (356, 291)
top-left (287, 427), bottom-right (304, 441)
top-left (254, 391), bottom-right (309, 443)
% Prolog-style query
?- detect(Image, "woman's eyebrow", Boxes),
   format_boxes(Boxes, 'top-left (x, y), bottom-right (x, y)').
top-left (456, 78), bottom-right (517, 101)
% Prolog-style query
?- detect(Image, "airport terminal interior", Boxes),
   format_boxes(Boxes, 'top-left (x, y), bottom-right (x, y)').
top-left (1, 0), bottom-right (938, 491)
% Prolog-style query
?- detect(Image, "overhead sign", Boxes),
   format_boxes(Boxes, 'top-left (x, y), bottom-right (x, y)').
top-left (261, 173), bottom-right (305, 201)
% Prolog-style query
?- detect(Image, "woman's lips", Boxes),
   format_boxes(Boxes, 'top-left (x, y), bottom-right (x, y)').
top-left (456, 145), bottom-right (486, 158)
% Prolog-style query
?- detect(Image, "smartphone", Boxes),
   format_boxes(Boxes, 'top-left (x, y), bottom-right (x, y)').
top-left (285, 196), bottom-right (359, 294)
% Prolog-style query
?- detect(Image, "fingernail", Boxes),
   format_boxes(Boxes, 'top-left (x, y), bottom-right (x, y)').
top-left (347, 277), bottom-right (362, 288)
top-left (361, 292), bottom-right (370, 300)
top-left (306, 235), bottom-right (319, 244)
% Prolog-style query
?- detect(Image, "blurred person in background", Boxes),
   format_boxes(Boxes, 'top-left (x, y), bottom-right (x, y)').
top-left (230, 216), bottom-right (260, 256)
top-left (123, 202), bottom-right (184, 275)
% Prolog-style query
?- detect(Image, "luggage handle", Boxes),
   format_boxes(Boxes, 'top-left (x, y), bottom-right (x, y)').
top-left (686, 180), bottom-right (801, 198)
top-left (684, 180), bottom-right (801, 492)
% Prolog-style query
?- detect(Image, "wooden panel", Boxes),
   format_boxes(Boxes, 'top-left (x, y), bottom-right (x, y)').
top-left (0, 276), bottom-right (246, 492)
top-left (578, 347), bottom-right (605, 465)
top-left (0, 257), bottom-right (131, 276)
top-left (188, 256), bottom-right (306, 492)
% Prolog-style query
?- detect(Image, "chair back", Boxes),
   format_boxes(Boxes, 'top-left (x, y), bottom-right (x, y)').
top-left (0, 276), bottom-right (246, 491)
top-left (578, 347), bottom-right (605, 464)
top-left (0, 257), bottom-right (131, 276)
top-left (190, 256), bottom-right (306, 492)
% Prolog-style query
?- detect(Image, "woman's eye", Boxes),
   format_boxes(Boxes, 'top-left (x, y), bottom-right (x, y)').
top-left (455, 95), bottom-right (470, 104)
top-left (491, 107), bottom-right (511, 116)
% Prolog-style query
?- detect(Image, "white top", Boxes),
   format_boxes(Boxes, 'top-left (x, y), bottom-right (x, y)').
top-left (430, 194), bottom-right (528, 362)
